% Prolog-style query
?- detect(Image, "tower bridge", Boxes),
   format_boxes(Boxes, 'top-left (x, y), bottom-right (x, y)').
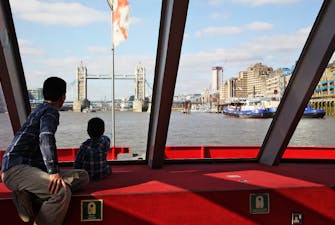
top-left (86, 74), bottom-right (135, 80)
top-left (73, 62), bottom-right (148, 112)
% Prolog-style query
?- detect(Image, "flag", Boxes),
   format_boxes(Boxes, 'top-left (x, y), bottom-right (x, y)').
top-left (112, 0), bottom-right (130, 47)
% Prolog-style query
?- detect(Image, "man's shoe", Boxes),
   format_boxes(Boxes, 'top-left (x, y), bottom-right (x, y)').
top-left (12, 190), bottom-right (34, 222)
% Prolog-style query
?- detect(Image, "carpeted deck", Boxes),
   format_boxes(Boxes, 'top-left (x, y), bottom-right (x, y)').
top-left (1, 162), bottom-right (335, 224)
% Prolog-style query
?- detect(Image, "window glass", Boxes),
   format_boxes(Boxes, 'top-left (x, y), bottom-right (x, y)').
top-left (8, 0), bottom-right (161, 161)
top-left (0, 84), bottom-right (13, 150)
top-left (290, 52), bottom-right (335, 146)
top-left (167, 0), bottom-right (324, 158)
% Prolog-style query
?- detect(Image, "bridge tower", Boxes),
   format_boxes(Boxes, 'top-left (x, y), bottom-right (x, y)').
top-left (133, 63), bottom-right (146, 112)
top-left (73, 61), bottom-right (87, 112)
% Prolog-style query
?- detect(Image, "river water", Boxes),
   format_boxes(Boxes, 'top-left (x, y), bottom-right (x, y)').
top-left (1, 111), bottom-right (334, 156)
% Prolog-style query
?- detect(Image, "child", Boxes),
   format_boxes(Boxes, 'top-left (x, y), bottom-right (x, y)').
top-left (74, 117), bottom-right (111, 180)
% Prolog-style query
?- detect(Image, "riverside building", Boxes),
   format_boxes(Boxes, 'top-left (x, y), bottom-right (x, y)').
top-left (28, 88), bottom-right (43, 102)
top-left (212, 66), bottom-right (223, 92)
top-left (218, 60), bottom-right (335, 114)
top-left (246, 63), bottom-right (273, 98)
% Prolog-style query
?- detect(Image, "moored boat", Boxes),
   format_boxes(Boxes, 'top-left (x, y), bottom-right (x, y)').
top-left (223, 99), bottom-right (273, 118)
top-left (266, 104), bottom-right (326, 118)
top-left (267, 104), bottom-right (326, 118)
top-left (303, 104), bottom-right (326, 118)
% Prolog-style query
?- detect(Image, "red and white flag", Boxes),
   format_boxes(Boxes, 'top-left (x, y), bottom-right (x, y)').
top-left (111, 0), bottom-right (130, 47)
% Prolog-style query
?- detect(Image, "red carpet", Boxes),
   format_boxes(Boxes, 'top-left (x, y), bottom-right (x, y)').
top-left (1, 162), bottom-right (335, 225)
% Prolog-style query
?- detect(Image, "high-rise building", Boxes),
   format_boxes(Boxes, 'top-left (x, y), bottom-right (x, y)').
top-left (212, 66), bottom-right (223, 92)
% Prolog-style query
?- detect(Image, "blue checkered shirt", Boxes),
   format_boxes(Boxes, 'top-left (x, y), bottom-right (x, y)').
top-left (1, 102), bottom-right (60, 174)
top-left (74, 135), bottom-right (111, 180)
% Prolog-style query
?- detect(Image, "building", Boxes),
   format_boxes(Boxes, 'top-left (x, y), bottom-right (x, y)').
top-left (264, 69), bottom-right (282, 99)
top-left (212, 66), bottom-right (223, 92)
top-left (220, 77), bottom-right (237, 103)
top-left (28, 88), bottom-right (43, 102)
top-left (235, 71), bottom-right (248, 98)
top-left (313, 60), bottom-right (335, 98)
top-left (246, 63), bottom-right (273, 98)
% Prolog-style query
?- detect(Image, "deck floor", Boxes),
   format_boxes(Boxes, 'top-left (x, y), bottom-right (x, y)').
top-left (1, 162), bottom-right (335, 225)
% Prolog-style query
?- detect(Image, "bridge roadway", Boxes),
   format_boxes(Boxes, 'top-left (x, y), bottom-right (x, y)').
top-left (86, 74), bottom-right (135, 80)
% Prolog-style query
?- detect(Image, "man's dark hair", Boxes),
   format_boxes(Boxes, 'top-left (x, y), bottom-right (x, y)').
top-left (87, 117), bottom-right (105, 139)
top-left (43, 77), bottom-right (67, 101)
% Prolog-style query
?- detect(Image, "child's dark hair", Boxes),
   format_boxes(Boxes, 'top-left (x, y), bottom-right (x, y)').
top-left (43, 77), bottom-right (67, 101)
top-left (87, 117), bottom-right (105, 139)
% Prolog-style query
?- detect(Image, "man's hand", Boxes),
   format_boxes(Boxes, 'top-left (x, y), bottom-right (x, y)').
top-left (48, 173), bottom-right (67, 194)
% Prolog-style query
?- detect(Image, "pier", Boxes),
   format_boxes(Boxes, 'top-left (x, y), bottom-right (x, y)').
top-left (310, 97), bottom-right (335, 116)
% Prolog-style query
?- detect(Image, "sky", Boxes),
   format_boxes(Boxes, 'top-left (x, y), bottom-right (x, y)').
top-left (7, 0), bottom-right (331, 101)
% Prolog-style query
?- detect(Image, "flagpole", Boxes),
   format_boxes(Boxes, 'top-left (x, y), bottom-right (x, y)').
top-left (107, 0), bottom-right (115, 147)
top-left (112, 35), bottom-right (115, 148)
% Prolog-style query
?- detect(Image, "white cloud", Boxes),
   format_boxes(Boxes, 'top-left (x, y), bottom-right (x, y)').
top-left (208, 0), bottom-right (224, 6)
top-left (174, 27), bottom-right (311, 95)
top-left (18, 39), bottom-right (45, 56)
top-left (209, 12), bottom-right (231, 20)
top-left (195, 26), bottom-right (243, 38)
top-left (9, 0), bottom-right (108, 26)
top-left (242, 27), bottom-right (310, 53)
top-left (194, 21), bottom-right (272, 38)
top-left (23, 27), bottom-right (309, 97)
top-left (245, 22), bottom-right (273, 31)
top-left (22, 52), bottom-right (155, 100)
top-left (231, 0), bottom-right (302, 6)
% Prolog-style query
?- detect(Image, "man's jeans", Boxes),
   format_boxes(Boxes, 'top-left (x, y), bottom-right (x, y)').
top-left (1, 165), bottom-right (89, 225)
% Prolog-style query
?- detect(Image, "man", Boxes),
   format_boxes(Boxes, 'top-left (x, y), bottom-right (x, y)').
top-left (1, 77), bottom-right (89, 225)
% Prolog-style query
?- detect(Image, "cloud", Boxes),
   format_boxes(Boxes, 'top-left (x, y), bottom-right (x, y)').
top-left (9, 0), bottom-right (108, 26)
top-left (209, 12), bottom-right (231, 20)
top-left (22, 51), bottom-right (155, 100)
top-left (18, 39), bottom-right (45, 56)
top-left (174, 27), bottom-right (311, 94)
top-left (195, 26), bottom-right (243, 38)
top-left (231, 0), bottom-right (302, 6)
top-left (208, 0), bottom-right (224, 6)
top-left (242, 27), bottom-right (310, 53)
top-left (245, 22), bottom-right (273, 31)
top-left (23, 26), bottom-right (310, 98)
top-left (195, 21), bottom-right (272, 38)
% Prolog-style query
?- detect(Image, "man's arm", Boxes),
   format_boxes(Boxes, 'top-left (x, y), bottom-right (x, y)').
top-left (39, 111), bottom-right (59, 174)
top-left (39, 110), bottom-right (66, 193)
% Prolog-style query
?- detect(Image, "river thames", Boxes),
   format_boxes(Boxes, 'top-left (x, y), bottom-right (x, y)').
top-left (1, 111), bottom-right (334, 157)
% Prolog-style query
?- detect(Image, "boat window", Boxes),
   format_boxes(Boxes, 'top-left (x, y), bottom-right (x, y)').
top-left (290, 52), bottom-right (335, 147)
top-left (6, 0), bottom-right (161, 161)
top-left (0, 84), bottom-right (13, 150)
top-left (2, 0), bottom-right (333, 164)
top-left (166, 0), bottom-right (326, 160)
